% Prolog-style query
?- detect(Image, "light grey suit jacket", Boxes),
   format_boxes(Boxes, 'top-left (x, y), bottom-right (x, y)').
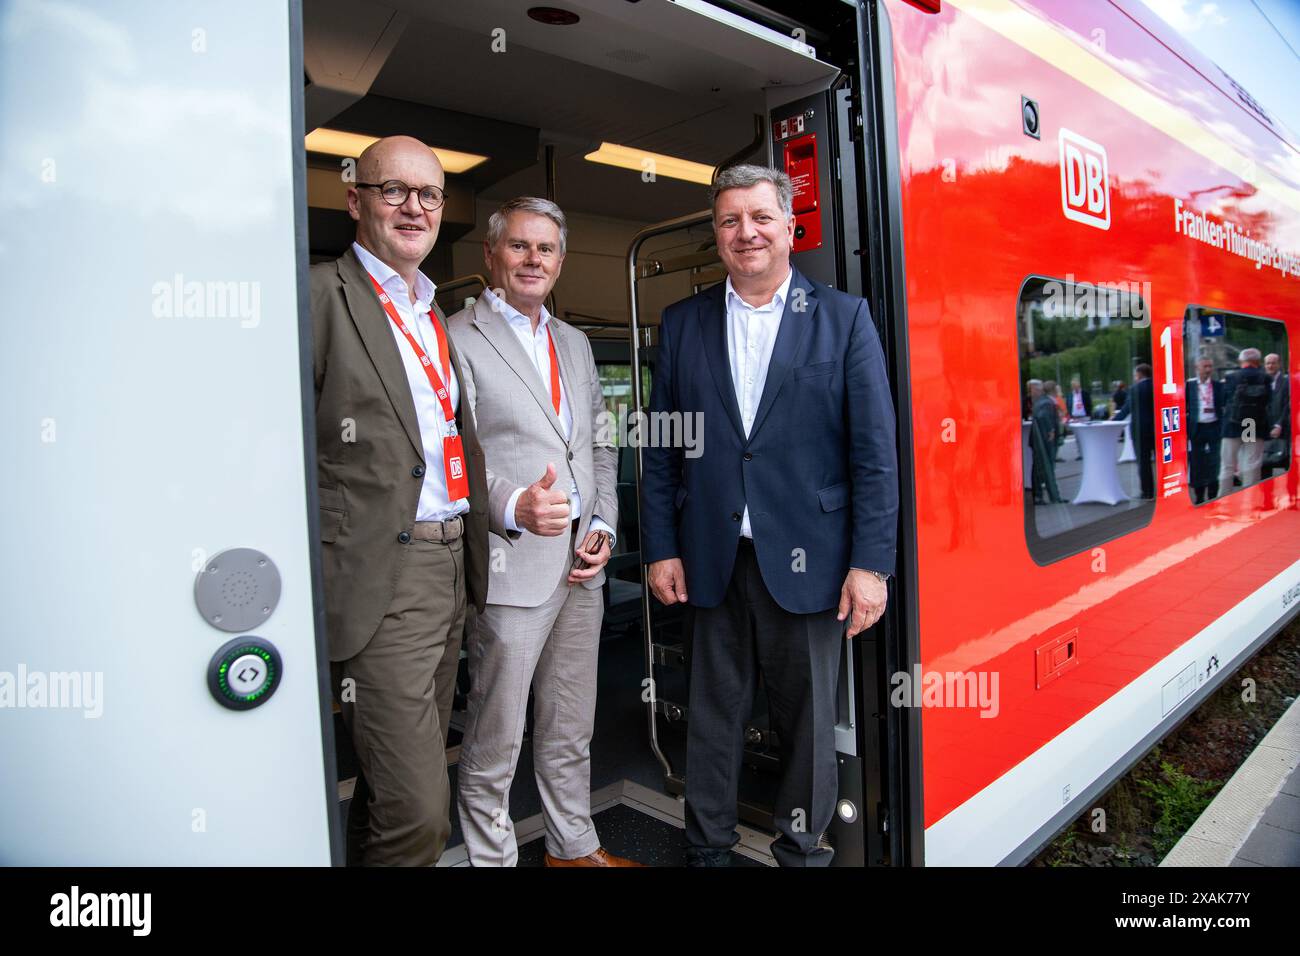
top-left (447, 295), bottom-right (618, 608)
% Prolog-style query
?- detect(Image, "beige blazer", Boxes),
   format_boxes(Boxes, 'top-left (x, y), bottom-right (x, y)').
top-left (447, 295), bottom-right (618, 608)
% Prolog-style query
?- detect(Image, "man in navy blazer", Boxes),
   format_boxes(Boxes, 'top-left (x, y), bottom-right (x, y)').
top-left (640, 164), bottom-right (898, 866)
top-left (1113, 363), bottom-right (1156, 499)
top-left (1218, 347), bottom-right (1272, 497)
top-left (1265, 352), bottom-right (1290, 478)
top-left (1187, 357), bottom-right (1224, 503)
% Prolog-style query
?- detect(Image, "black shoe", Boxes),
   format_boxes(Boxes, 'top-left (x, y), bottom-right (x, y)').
top-left (685, 847), bottom-right (732, 867)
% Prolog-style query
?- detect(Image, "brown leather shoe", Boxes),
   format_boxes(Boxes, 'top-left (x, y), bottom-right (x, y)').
top-left (543, 847), bottom-right (644, 867)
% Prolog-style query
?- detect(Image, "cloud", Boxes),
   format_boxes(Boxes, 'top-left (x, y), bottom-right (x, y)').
top-left (0, 0), bottom-right (290, 232)
top-left (1139, 0), bottom-right (1230, 33)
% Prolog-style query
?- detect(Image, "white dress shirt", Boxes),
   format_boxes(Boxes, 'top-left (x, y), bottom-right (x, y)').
top-left (725, 268), bottom-right (793, 539)
top-left (481, 289), bottom-right (615, 544)
top-left (352, 241), bottom-right (469, 522)
top-left (1197, 377), bottom-right (1217, 423)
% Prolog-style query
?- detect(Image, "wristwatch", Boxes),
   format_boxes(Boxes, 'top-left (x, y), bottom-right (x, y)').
top-left (865, 569), bottom-right (890, 583)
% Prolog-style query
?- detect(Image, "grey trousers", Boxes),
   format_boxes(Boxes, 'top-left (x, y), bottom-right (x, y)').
top-left (332, 534), bottom-right (465, 866)
top-left (457, 578), bottom-right (604, 866)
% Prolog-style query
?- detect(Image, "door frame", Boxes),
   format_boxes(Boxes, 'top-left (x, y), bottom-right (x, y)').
top-left (289, 0), bottom-right (345, 868)
top-left (851, 0), bottom-right (926, 867)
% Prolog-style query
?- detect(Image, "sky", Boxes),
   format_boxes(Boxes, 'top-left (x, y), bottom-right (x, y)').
top-left (1138, 0), bottom-right (1300, 139)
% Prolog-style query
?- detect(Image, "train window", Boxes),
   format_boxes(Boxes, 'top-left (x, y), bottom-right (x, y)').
top-left (595, 363), bottom-right (653, 446)
top-left (1183, 307), bottom-right (1290, 505)
top-left (1017, 275), bottom-right (1156, 564)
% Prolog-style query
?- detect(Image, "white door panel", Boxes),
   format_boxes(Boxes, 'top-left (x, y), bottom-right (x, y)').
top-left (0, 0), bottom-right (335, 864)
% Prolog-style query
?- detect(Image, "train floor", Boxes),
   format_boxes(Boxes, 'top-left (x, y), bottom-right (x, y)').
top-left (335, 623), bottom-right (781, 867)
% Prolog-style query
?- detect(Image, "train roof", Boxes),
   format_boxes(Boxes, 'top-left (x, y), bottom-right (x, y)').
top-left (1108, 0), bottom-right (1300, 152)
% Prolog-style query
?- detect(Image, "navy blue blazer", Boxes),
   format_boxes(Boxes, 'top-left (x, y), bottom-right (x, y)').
top-left (1270, 374), bottom-right (1290, 442)
top-left (640, 267), bottom-right (899, 614)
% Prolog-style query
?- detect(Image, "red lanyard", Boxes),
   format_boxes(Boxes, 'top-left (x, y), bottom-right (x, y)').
top-left (366, 272), bottom-right (470, 502)
top-left (545, 326), bottom-right (561, 415)
top-left (368, 274), bottom-right (456, 432)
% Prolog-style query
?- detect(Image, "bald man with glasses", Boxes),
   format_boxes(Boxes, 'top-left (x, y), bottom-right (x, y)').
top-left (311, 135), bottom-right (505, 866)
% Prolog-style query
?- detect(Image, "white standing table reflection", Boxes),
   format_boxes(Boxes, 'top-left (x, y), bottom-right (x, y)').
top-left (1119, 420), bottom-right (1136, 463)
top-left (1069, 421), bottom-right (1131, 505)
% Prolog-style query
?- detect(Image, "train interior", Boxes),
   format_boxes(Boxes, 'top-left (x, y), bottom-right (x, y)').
top-left (301, 0), bottom-right (877, 865)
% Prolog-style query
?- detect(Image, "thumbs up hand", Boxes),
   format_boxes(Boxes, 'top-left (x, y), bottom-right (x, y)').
top-left (515, 463), bottom-right (572, 536)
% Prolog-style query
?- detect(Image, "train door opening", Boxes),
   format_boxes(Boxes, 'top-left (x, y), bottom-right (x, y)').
top-left (302, 0), bottom-right (887, 866)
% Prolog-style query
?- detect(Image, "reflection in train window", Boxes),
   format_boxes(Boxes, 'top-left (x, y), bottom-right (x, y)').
top-left (1184, 307), bottom-right (1290, 505)
top-left (596, 363), bottom-right (653, 445)
top-left (1017, 275), bottom-right (1156, 564)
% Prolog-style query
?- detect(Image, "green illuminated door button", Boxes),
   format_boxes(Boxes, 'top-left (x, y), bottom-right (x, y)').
top-left (207, 638), bottom-right (282, 710)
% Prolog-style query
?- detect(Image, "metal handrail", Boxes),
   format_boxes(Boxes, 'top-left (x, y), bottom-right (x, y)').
top-left (563, 311), bottom-right (628, 329)
top-left (625, 210), bottom-right (716, 785)
top-left (435, 273), bottom-right (490, 309)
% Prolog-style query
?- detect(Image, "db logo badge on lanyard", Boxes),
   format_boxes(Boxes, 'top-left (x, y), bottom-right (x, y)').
top-left (442, 437), bottom-right (470, 500)
top-left (369, 275), bottom-right (471, 501)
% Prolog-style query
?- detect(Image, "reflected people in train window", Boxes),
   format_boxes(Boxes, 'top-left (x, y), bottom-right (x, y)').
top-left (1017, 276), bottom-right (1155, 564)
top-left (1066, 375), bottom-right (1093, 423)
top-left (1264, 352), bottom-right (1291, 479)
top-left (1183, 307), bottom-right (1289, 506)
top-left (1187, 357), bottom-right (1225, 504)
top-left (1112, 364), bottom-right (1156, 500)
top-left (1217, 348), bottom-right (1272, 497)
top-left (1111, 379), bottom-right (1127, 417)
top-left (1027, 378), bottom-right (1060, 504)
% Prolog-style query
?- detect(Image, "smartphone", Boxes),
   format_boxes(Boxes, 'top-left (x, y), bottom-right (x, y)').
top-left (571, 530), bottom-right (609, 571)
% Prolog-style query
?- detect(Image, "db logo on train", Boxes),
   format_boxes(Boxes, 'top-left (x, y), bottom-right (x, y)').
top-left (1058, 128), bottom-right (1111, 230)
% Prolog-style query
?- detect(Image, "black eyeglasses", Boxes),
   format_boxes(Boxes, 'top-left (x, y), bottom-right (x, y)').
top-left (356, 180), bottom-right (445, 211)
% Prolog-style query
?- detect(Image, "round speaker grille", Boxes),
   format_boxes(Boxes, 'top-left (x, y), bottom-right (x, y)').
top-left (194, 548), bottom-right (281, 633)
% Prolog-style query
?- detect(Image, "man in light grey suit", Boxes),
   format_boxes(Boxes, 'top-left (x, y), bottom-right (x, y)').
top-left (448, 197), bottom-right (639, 867)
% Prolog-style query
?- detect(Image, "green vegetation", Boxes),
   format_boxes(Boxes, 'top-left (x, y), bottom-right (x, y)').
top-left (1025, 323), bottom-right (1149, 391)
top-left (1031, 621), bottom-right (1299, 867)
top-left (1135, 759), bottom-right (1221, 856)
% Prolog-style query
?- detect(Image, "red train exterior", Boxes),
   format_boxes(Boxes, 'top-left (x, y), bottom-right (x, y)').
top-left (879, 0), bottom-right (1300, 863)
